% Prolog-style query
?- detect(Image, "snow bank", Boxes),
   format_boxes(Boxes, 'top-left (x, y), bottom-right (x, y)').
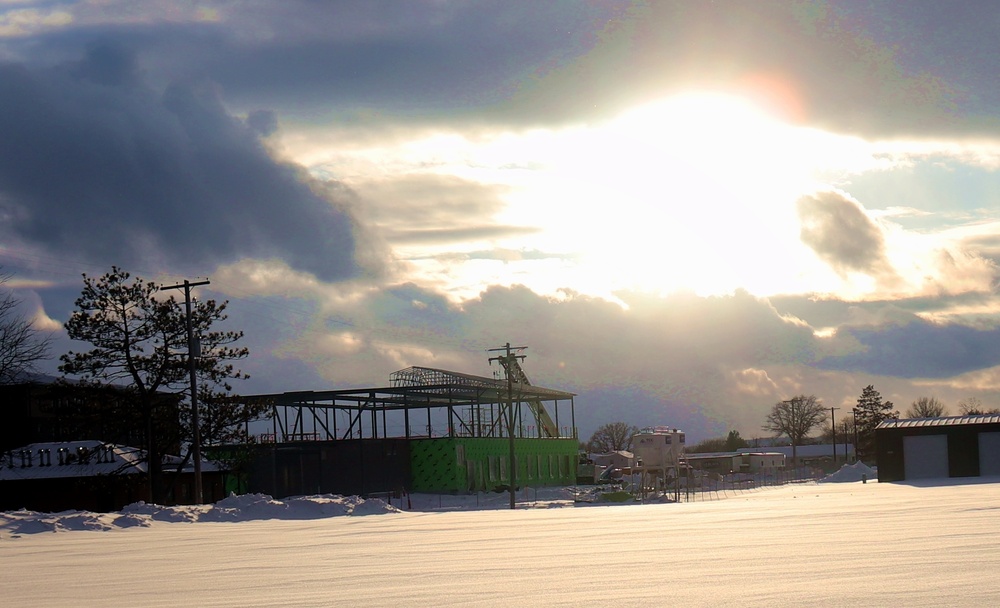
top-left (819, 461), bottom-right (877, 483)
top-left (0, 492), bottom-right (399, 536)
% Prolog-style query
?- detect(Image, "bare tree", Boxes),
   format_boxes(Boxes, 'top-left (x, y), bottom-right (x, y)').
top-left (763, 395), bottom-right (826, 467)
top-left (957, 397), bottom-right (1000, 415)
top-left (0, 270), bottom-right (51, 383)
top-left (586, 421), bottom-right (639, 453)
top-left (906, 396), bottom-right (946, 418)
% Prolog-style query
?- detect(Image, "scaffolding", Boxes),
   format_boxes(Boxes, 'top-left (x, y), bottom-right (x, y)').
top-left (246, 366), bottom-right (577, 444)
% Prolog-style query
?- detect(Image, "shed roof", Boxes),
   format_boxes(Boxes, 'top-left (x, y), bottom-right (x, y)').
top-left (685, 452), bottom-right (743, 460)
top-left (876, 414), bottom-right (1000, 430)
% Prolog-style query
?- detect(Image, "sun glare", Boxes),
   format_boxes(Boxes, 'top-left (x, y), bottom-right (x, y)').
top-left (498, 91), bottom-right (850, 298)
top-left (305, 91), bottom-right (880, 302)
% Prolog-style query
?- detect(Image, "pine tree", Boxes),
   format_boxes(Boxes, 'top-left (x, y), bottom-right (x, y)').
top-left (853, 385), bottom-right (898, 461)
top-left (725, 430), bottom-right (748, 451)
top-left (59, 267), bottom-right (264, 502)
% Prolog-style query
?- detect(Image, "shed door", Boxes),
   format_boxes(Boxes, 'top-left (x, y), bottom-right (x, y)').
top-left (979, 432), bottom-right (1000, 477)
top-left (903, 434), bottom-right (949, 480)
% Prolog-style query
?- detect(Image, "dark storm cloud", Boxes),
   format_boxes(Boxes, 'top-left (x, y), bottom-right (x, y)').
top-left (51, 1), bottom-right (624, 121)
top-left (246, 110), bottom-right (278, 137)
top-left (816, 320), bottom-right (1000, 379)
top-left (797, 191), bottom-right (895, 279)
top-left (6, 1), bottom-right (994, 137)
top-left (0, 44), bottom-right (372, 281)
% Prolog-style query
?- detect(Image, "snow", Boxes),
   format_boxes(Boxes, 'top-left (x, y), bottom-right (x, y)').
top-left (2, 479), bottom-right (1000, 606)
top-left (819, 460), bottom-right (877, 483)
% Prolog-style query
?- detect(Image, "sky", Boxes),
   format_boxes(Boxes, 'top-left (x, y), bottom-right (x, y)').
top-left (2, 1), bottom-right (1000, 442)
top-left (4, 476), bottom-right (1000, 606)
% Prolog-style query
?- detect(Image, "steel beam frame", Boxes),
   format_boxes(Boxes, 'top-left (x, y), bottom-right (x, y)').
top-left (246, 367), bottom-right (576, 444)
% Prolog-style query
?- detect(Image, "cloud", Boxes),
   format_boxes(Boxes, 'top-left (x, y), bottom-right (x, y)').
top-left (0, 8), bottom-right (72, 38)
top-left (257, 280), bottom-right (1000, 436)
top-left (3, 1), bottom-right (996, 140)
top-left (964, 233), bottom-right (1000, 268)
top-left (28, 1), bottom-right (620, 125)
top-left (351, 172), bottom-right (509, 226)
top-left (348, 173), bottom-right (542, 247)
top-left (0, 43), bottom-right (381, 282)
top-left (730, 368), bottom-right (781, 397)
top-left (245, 110), bottom-right (278, 137)
top-left (383, 225), bottom-right (540, 246)
top-left (817, 319), bottom-right (1000, 379)
top-left (797, 191), bottom-right (898, 283)
top-left (230, 283), bottom-right (823, 437)
top-left (509, 1), bottom-right (998, 137)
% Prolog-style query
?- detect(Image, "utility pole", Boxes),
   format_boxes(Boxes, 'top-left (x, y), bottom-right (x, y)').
top-left (852, 408), bottom-right (859, 463)
top-left (163, 278), bottom-right (210, 504)
top-left (488, 343), bottom-right (527, 510)
top-left (829, 407), bottom-right (839, 466)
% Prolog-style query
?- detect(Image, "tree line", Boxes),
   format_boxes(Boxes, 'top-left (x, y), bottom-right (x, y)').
top-left (585, 387), bottom-right (1000, 465)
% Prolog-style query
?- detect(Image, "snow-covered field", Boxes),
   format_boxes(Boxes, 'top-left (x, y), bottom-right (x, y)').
top-left (3, 472), bottom-right (999, 607)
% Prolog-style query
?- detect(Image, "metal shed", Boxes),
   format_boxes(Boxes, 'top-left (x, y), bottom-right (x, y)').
top-left (875, 415), bottom-right (1000, 482)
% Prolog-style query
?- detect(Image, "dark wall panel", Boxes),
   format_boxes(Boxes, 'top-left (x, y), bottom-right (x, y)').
top-left (242, 439), bottom-right (411, 499)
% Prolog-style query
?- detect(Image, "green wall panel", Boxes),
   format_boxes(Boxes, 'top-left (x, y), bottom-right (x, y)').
top-left (409, 437), bottom-right (578, 493)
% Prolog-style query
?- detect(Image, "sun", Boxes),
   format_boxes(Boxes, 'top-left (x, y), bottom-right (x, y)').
top-left (493, 91), bottom-right (845, 298)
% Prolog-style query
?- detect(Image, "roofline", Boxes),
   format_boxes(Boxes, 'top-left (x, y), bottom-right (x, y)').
top-left (877, 414), bottom-right (1000, 429)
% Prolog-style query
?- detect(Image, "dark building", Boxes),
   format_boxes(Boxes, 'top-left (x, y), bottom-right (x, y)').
top-left (0, 439), bottom-right (226, 512)
top-left (232, 438), bottom-right (411, 499)
top-left (875, 415), bottom-right (1000, 482)
top-left (0, 379), bottom-right (198, 511)
top-left (0, 379), bottom-right (180, 454)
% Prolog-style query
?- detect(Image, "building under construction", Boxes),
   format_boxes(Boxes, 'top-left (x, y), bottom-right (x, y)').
top-left (229, 354), bottom-right (578, 498)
